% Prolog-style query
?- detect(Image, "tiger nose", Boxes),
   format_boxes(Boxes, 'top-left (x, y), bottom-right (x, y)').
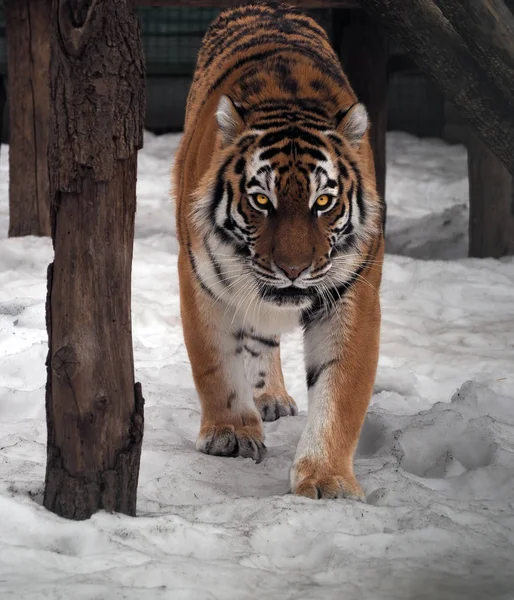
top-left (274, 258), bottom-right (311, 281)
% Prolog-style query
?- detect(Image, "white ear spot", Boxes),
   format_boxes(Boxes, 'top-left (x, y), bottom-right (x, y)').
top-left (216, 95), bottom-right (243, 146)
top-left (337, 103), bottom-right (368, 147)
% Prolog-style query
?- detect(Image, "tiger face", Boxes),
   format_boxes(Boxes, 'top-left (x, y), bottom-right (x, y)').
top-left (194, 95), bottom-right (380, 311)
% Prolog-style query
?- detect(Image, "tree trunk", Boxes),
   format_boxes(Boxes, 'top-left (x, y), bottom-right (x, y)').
top-left (5, 0), bottom-right (51, 237)
top-left (44, 0), bottom-right (145, 520)
top-left (468, 133), bottom-right (514, 257)
top-left (359, 0), bottom-right (514, 176)
top-left (332, 9), bottom-right (388, 204)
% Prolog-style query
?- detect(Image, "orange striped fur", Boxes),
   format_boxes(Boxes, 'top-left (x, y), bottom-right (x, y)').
top-left (173, 1), bottom-right (385, 499)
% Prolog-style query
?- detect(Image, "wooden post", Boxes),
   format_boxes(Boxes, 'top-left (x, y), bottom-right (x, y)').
top-left (0, 78), bottom-right (5, 150)
top-left (4, 0), bottom-right (51, 237)
top-left (44, 0), bottom-right (145, 520)
top-left (332, 8), bottom-right (388, 203)
top-left (468, 134), bottom-right (514, 257)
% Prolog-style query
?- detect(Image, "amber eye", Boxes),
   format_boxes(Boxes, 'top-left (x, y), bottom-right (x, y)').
top-left (315, 194), bottom-right (331, 208)
top-left (256, 193), bottom-right (270, 206)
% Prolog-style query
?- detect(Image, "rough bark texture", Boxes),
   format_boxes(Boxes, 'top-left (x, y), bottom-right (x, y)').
top-left (359, 0), bottom-right (514, 176)
top-left (137, 0), bottom-right (358, 6)
top-left (44, 0), bottom-right (145, 520)
top-left (434, 0), bottom-right (514, 110)
top-left (5, 0), bottom-right (51, 237)
top-left (468, 133), bottom-right (514, 257)
top-left (333, 9), bottom-right (388, 204)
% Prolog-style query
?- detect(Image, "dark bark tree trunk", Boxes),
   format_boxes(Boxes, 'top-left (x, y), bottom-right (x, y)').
top-left (5, 0), bottom-right (51, 237)
top-left (44, 0), bottom-right (145, 520)
top-left (332, 9), bottom-right (388, 204)
top-left (468, 133), bottom-right (514, 257)
top-left (359, 0), bottom-right (514, 176)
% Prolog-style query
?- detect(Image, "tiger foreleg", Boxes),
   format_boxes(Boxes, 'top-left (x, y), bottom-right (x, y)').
top-left (291, 281), bottom-right (381, 500)
top-left (178, 252), bottom-right (266, 462)
top-left (243, 340), bottom-right (298, 422)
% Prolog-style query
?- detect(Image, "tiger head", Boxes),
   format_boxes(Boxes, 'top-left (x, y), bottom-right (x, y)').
top-left (194, 95), bottom-right (382, 310)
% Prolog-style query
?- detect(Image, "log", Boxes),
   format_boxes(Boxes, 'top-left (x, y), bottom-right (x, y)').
top-left (137, 0), bottom-right (358, 6)
top-left (359, 0), bottom-right (514, 176)
top-left (332, 9), bottom-right (388, 204)
top-left (5, 0), bottom-right (51, 237)
top-left (44, 0), bottom-right (145, 520)
top-left (468, 133), bottom-right (514, 257)
top-left (435, 0), bottom-right (514, 109)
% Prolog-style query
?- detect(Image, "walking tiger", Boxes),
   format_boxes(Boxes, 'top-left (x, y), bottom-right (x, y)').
top-left (173, 1), bottom-right (385, 500)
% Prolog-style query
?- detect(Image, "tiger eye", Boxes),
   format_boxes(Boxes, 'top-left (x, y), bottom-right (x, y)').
top-left (316, 194), bottom-right (330, 208)
top-left (256, 194), bottom-right (270, 206)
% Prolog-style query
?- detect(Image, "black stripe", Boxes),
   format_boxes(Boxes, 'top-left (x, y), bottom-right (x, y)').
top-left (238, 135), bottom-right (258, 151)
top-left (187, 244), bottom-right (216, 300)
top-left (337, 160), bottom-right (349, 179)
top-left (247, 333), bottom-right (279, 347)
top-left (300, 258), bottom-right (368, 329)
top-left (331, 181), bottom-right (353, 234)
top-left (259, 147), bottom-right (282, 161)
top-left (252, 119), bottom-right (290, 130)
top-left (244, 344), bottom-right (260, 358)
top-left (247, 176), bottom-right (261, 188)
top-left (348, 158), bottom-right (366, 223)
top-left (202, 7), bottom-right (327, 70)
top-left (209, 157), bottom-right (232, 225)
top-left (258, 127), bottom-right (325, 148)
top-left (329, 202), bottom-right (346, 228)
top-left (252, 102), bottom-right (330, 123)
top-left (208, 42), bottom-right (346, 105)
top-left (235, 157), bottom-right (246, 175)
top-left (300, 147), bottom-right (326, 161)
top-left (306, 360), bottom-right (337, 388)
top-left (204, 235), bottom-right (228, 289)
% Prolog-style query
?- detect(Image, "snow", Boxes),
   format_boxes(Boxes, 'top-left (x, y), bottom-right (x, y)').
top-left (1, 132), bottom-right (514, 600)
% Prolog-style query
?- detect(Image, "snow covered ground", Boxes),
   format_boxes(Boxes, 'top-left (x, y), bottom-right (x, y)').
top-left (1, 132), bottom-right (513, 600)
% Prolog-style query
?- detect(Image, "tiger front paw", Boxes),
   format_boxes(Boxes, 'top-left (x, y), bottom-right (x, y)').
top-left (290, 458), bottom-right (365, 501)
top-left (197, 422), bottom-right (267, 463)
top-left (254, 392), bottom-right (298, 422)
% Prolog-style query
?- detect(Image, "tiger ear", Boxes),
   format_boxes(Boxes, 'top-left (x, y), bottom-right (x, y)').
top-left (216, 95), bottom-right (245, 146)
top-left (336, 103), bottom-right (368, 147)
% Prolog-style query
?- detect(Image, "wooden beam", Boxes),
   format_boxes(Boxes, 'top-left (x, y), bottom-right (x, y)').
top-left (44, 0), bottom-right (145, 520)
top-left (137, 0), bottom-right (359, 6)
top-left (5, 0), bottom-right (51, 237)
top-left (333, 9), bottom-right (388, 204)
top-left (504, 0), bottom-right (514, 13)
top-left (359, 0), bottom-right (514, 176)
top-left (435, 0), bottom-right (514, 109)
top-left (468, 133), bottom-right (514, 257)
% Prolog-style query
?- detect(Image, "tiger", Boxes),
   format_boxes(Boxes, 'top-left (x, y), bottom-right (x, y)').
top-left (172, 1), bottom-right (385, 500)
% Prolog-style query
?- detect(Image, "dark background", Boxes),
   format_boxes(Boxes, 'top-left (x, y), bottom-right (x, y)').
top-left (0, 6), bottom-right (467, 145)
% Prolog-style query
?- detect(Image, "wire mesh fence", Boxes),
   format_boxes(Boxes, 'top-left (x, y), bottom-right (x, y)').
top-left (0, 4), bottom-right (446, 139)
